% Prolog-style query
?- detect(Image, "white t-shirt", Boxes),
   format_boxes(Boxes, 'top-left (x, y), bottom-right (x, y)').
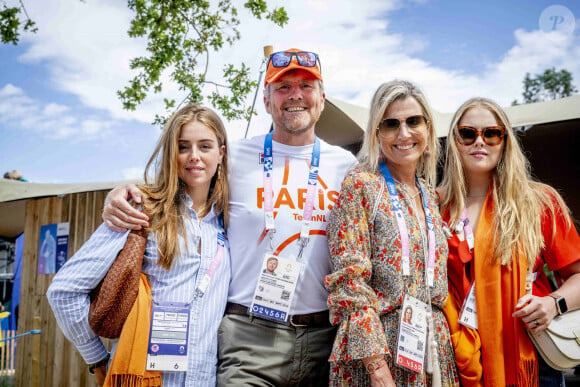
top-left (227, 134), bottom-right (356, 314)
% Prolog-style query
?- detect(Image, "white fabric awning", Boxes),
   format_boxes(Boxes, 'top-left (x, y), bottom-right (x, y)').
top-left (318, 94), bottom-right (580, 145)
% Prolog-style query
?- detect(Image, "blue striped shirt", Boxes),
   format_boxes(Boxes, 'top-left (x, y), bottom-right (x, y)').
top-left (47, 196), bottom-right (230, 386)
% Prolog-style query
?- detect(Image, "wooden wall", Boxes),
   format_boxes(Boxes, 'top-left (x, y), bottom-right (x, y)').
top-left (16, 190), bottom-right (110, 387)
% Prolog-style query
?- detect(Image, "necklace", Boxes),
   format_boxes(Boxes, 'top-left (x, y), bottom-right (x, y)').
top-left (409, 190), bottom-right (421, 199)
top-left (392, 177), bottom-right (422, 200)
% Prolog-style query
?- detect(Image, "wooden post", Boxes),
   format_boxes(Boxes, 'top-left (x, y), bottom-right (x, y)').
top-left (32, 316), bottom-right (41, 386)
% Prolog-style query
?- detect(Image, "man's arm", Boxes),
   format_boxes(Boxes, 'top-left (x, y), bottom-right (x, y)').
top-left (102, 185), bottom-right (149, 232)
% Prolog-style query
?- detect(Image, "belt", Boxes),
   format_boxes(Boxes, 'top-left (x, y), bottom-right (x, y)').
top-left (225, 303), bottom-right (331, 328)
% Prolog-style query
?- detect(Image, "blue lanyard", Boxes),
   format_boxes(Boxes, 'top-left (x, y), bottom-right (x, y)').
top-left (263, 132), bottom-right (321, 258)
top-left (378, 160), bottom-right (436, 286)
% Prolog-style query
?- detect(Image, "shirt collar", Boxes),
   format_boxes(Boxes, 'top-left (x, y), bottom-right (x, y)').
top-left (179, 192), bottom-right (217, 221)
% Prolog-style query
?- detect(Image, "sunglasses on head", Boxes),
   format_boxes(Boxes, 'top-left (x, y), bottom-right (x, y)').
top-left (269, 51), bottom-right (321, 69)
top-left (456, 126), bottom-right (506, 146)
top-left (378, 115), bottom-right (428, 134)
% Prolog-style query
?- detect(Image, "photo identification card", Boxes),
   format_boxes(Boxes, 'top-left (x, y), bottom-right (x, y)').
top-left (146, 302), bottom-right (190, 372)
top-left (396, 294), bottom-right (428, 373)
top-left (249, 254), bottom-right (302, 323)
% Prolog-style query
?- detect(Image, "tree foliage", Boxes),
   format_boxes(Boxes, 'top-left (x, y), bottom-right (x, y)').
top-left (0, 1), bottom-right (37, 44)
top-left (122, 0), bottom-right (288, 124)
top-left (512, 67), bottom-right (577, 105)
top-left (1, 0), bottom-right (288, 125)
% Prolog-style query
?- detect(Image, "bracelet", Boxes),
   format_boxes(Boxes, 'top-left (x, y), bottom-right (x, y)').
top-left (88, 353), bottom-right (110, 374)
top-left (365, 357), bottom-right (387, 375)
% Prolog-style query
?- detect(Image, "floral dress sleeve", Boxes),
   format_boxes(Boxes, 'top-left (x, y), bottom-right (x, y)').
top-left (325, 168), bottom-right (390, 362)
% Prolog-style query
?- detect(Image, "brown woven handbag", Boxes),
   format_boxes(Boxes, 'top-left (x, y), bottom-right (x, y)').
top-left (88, 227), bottom-right (149, 339)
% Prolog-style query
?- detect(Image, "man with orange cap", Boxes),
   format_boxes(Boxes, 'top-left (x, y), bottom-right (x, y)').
top-left (102, 48), bottom-right (356, 385)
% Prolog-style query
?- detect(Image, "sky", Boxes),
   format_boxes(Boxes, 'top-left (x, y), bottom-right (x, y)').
top-left (0, 0), bottom-right (579, 183)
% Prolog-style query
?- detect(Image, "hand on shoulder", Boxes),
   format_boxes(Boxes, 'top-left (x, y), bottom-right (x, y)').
top-left (102, 184), bottom-right (149, 232)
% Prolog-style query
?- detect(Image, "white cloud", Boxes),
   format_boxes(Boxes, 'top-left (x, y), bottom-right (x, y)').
top-left (0, 84), bottom-right (36, 121)
top-left (43, 103), bottom-right (70, 116)
top-left (0, 84), bottom-right (24, 97)
top-left (0, 84), bottom-right (115, 140)
top-left (19, 0), bottom-right (155, 122)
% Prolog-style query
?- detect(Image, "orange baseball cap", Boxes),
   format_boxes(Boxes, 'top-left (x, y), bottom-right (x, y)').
top-left (264, 48), bottom-right (322, 87)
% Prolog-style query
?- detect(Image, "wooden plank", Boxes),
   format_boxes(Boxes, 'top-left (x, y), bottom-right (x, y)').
top-left (32, 315), bottom-right (41, 386)
top-left (84, 193), bottom-right (94, 238)
top-left (15, 199), bottom-right (41, 384)
top-left (51, 321), bottom-right (65, 387)
top-left (51, 193), bottom-right (70, 387)
top-left (40, 294), bottom-right (54, 387)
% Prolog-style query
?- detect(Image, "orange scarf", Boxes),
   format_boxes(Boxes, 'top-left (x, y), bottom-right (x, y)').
top-left (474, 192), bottom-right (538, 387)
top-left (104, 273), bottom-right (163, 387)
top-left (442, 295), bottom-right (483, 387)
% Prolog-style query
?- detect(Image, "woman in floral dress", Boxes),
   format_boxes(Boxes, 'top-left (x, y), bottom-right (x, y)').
top-left (325, 80), bottom-right (459, 386)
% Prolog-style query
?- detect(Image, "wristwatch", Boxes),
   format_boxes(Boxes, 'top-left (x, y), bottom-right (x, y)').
top-left (548, 293), bottom-right (568, 315)
top-left (88, 353), bottom-right (110, 374)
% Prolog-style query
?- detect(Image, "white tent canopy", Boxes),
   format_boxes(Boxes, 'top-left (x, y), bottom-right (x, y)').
top-left (318, 94), bottom-right (580, 145)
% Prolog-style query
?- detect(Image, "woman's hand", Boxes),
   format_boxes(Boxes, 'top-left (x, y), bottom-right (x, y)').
top-left (512, 294), bottom-right (558, 332)
top-left (369, 363), bottom-right (396, 387)
top-left (363, 356), bottom-right (396, 387)
top-left (94, 364), bottom-right (107, 386)
top-left (102, 184), bottom-right (149, 232)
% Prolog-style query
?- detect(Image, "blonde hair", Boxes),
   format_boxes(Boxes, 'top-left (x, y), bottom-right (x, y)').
top-left (139, 104), bottom-right (229, 269)
top-left (439, 97), bottom-right (571, 266)
top-left (358, 80), bottom-right (439, 187)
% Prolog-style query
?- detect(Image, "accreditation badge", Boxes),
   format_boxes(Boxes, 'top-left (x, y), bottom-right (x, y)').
top-left (146, 302), bottom-right (190, 372)
top-left (396, 294), bottom-right (428, 373)
top-left (249, 254), bottom-right (302, 323)
top-left (458, 282), bottom-right (478, 329)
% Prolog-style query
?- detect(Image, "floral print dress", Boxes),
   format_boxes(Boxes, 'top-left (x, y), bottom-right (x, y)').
top-left (325, 167), bottom-right (459, 386)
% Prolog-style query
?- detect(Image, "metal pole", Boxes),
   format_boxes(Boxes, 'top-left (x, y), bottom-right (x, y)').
top-left (244, 45), bottom-right (274, 139)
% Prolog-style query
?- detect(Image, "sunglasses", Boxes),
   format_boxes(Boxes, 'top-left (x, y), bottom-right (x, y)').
top-left (456, 126), bottom-right (506, 146)
top-left (269, 51), bottom-right (321, 70)
top-left (378, 115), bottom-right (428, 134)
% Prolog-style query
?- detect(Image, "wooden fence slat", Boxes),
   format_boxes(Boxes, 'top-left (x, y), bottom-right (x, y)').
top-left (32, 315), bottom-right (41, 386)
top-left (16, 200), bottom-right (40, 384)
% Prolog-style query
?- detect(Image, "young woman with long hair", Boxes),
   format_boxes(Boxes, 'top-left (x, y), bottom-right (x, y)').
top-left (48, 104), bottom-right (230, 386)
top-left (440, 97), bottom-right (580, 386)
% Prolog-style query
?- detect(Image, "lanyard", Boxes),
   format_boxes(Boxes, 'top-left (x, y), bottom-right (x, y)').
top-left (378, 160), bottom-right (436, 285)
top-left (195, 215), bottom-right (226, 298)
top-left (455, 209), bottom-right (474, 252)
top-left (263, 132), bottom-right (321, 258)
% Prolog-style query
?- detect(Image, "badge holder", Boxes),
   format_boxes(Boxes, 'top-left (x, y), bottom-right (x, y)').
top-left (396, 294), bottom-right (428, 373)
top-left (249, 254), bottom-right (302, 323)
top-left (146, 302), bottom-right (191, 372)
top-left (458, 282), bottom-right (478, 329)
